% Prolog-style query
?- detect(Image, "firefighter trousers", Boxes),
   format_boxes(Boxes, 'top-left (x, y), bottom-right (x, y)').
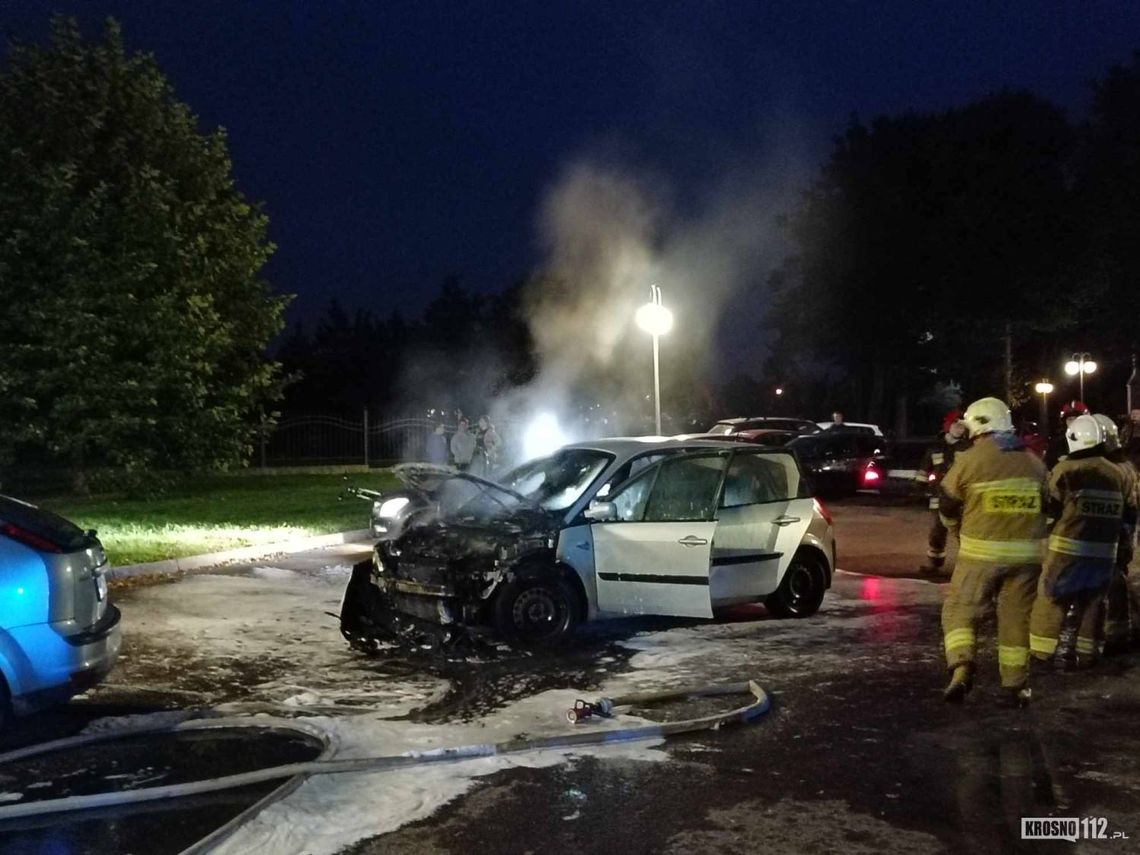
top-left (941, 560), bottom-right (1039, 688)
top-left (1029, 585), bottom-right (1106, 662)
top-left (927, 509), bottom-right (949, 568)
top-left (1029, 556), bottom-right (1113, 662)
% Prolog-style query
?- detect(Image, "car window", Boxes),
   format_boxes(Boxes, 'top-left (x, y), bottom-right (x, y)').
top-left (610, 467), bottom-right (657, 521)
top-left (720, 452), bottom-right (803, 506)
top-left (856, 436), bottom-right (884, 456)
top-left (595, 451), bottom-right (676, 499)
top-left (642, 454), bottom-right (729, 522)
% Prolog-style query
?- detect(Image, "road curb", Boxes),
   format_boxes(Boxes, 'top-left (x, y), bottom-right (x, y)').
top-left (108, 529), bottom-right (373, 580)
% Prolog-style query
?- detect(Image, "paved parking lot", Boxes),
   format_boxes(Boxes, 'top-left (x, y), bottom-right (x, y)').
top-left (3, 499), bottom-right (1139, 854)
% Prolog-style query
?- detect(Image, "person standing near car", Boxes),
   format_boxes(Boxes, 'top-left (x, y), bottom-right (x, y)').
top-left (426, 422), bottom-right (449, 465)
top-left (450, 418), bottom-right (477, 471)
top-left (474, 415), bottom-right (502, 476)
top-left (1028, 415), bottom-right (1135, 669)
top-left (1093, 414), bottom-right (1138, 655)
top-left (939, 397), bottom-right (1047, 707)
top-left (918, 411), bottom-right (969, 577)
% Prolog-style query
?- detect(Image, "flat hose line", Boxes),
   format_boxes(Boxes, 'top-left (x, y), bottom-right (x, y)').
top-left (0, 680), bottom-right (770, 837)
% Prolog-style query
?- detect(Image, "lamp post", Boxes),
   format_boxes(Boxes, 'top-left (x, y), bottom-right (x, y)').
top-left (635, 284), bottom-right (673, 435)
top-left (1064, 352), bottom-right (1097, 401)
top-left (1034, 380), bottom-right (1053, 436)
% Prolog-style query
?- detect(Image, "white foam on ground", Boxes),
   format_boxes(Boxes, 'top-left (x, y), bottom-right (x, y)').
top-left (107, 564), bottom-right (941, 853)
top-left (216, 689), bottom-right (665, 855)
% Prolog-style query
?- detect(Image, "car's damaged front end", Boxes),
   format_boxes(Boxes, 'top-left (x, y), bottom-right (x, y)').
top-left (340, 471), bottom-right (561, 649)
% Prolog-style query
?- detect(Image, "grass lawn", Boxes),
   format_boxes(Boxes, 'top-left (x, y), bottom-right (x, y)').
top-left (38, 471), bottom-right (397, 567)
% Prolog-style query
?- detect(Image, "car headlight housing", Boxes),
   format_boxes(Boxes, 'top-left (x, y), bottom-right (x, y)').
top-left (377, 497), bottom-right (411, 519)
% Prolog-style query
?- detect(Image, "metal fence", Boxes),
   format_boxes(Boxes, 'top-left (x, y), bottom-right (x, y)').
top-left (259, 412), bottom-right (506, 468)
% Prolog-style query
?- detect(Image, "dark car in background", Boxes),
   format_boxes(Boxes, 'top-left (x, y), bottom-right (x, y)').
top-left (787, 431), bottom-right (888, 497)
top-left (788, 433), bottom-right (933, 499)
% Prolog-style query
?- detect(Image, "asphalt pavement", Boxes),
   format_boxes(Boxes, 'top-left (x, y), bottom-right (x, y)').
top-left (2, 499), bottom-right (1138, 855)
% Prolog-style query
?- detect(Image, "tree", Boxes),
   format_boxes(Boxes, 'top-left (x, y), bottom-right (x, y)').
top-left (767, 92), bottom-right (1078, 430)
top-left (0, 18), bottom-right (289, 489)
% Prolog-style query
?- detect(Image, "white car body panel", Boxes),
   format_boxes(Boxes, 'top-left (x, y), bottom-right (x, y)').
top-left (592, 521), bottom-right (717, 618)
top-left (710, 496), bottom-right (814, 605)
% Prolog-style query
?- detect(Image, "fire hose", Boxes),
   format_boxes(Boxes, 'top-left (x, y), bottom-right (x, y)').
top-left (0, 680), bottom-right (770, 851)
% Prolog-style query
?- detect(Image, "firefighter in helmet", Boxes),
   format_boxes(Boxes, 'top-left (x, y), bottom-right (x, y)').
top-left (939, 397), bottom-right (1047, 707)
top-left (1094, 414), bottom-right (1138, 654)
top-left (1028, 415), bottom-right (1137, 669)
top-left (917, 411), bottom-right (969, 576)
top-left (1046, 400), bottom-right (1090, 467)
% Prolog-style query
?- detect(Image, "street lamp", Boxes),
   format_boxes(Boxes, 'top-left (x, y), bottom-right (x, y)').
top-left (1034, 380), bottom-right (1053, 435)
top-left (1063, 352), bottom-right (1097, 401)
top-left (635, 284), bottom-right (673, 435)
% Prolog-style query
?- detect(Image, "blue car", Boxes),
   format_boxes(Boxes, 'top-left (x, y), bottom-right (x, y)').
top-left (0, 495), bottom-right (121, 731)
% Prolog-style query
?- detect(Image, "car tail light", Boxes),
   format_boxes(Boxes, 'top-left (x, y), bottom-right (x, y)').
top-left (0, 522), bottom-right (63, 553)
top-left (812, 497), bottom-right (833, 526)
top-left (927, 472), bottom-right (936, 482)
top-left (862, 466), bottom-right (881, 485)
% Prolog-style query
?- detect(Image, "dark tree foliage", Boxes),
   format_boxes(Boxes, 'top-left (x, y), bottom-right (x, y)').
top-left (767, 91), bottom-right (1081, 429)
top-left (0, 18), bottom-right (288, 489)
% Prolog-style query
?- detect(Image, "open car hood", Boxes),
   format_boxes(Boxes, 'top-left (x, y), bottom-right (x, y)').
top-left (390, 463), bottom-right (537, 508)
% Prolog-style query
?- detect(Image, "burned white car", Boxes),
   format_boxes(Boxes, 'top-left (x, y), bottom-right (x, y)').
top-left (340, 439), bottom-right (836, 648)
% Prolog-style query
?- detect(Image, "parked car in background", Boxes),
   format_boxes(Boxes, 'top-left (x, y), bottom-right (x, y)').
top-left (0, 496), bottom-right (121, 731)
top-left (816, 421), bottom-right (884, 436)
top-left (708, 417), bottom-right (821, 437)
top-left (859, 438), bottom-right (930, 499)
top-left (788, 431), bottom-right (889, 496)
top-left (341, 438), bottom-right (836, 649)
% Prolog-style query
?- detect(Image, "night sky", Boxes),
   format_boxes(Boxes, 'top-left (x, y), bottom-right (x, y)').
top-left (5, 2), bottom-right (1140, 332)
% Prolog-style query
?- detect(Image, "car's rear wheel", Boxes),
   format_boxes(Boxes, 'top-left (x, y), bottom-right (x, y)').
top-left (766, 553), bottom-right (826, 618)
top-left (494, 575), bottom-right (579, 647)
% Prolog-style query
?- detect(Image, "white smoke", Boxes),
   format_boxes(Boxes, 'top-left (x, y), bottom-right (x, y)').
top-left (494, 144), bottom-right (809, 459)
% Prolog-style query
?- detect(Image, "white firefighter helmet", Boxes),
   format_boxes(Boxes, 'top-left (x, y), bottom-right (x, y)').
top-left (1067, 413), bottom-right (1105, 454)
top-left (962, 397), bottom-right (1013, 438)
top-left (1093, 413), bottom-right (1120, 453)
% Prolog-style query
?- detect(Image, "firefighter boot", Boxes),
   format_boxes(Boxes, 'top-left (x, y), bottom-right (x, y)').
top-left (1005, 685), bottom-right (1032, 709)
top-left (943, 664), bottom-right (974, 703)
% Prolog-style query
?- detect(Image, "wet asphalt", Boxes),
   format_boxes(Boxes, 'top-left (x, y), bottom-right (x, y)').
top-left (3, 498), bottom-right (1140, 854)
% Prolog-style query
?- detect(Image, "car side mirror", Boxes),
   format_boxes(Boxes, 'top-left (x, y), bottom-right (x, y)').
top-left (585, 500), bottom-right (617, 521)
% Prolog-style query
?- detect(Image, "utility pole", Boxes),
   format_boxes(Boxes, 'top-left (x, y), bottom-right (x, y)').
top-left (1004, 323), bottom-right (1013, 404)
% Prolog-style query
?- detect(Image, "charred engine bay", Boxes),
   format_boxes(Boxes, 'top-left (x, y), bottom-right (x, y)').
top-left (348, 509), bottom-right (559, 647)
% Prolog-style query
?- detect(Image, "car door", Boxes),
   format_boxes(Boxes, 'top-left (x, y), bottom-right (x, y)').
top-left (591, 452), bottom-right (729, 618)
top-left (711, 450), bottom-right (815, 604)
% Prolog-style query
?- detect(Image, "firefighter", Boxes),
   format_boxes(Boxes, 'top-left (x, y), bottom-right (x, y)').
top-left (939, 397), bottom-right (1047, 707)
top-left (1094, 414), bottom-right (1138, 655)
top-left (1028, 415), bottom-right (1136, 669)
top-left (1045, 400), bottom-right (1090, 467)
top-left (918, 411), bottom-right (969, 576)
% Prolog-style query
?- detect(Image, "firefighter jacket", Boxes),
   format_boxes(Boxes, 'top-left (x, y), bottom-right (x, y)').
top-left (938, 434), bottom-right (1048, 564)
top-left (918, 435), bottom-right (969, 508)
top-left (1044, 451), bottom-right (1137, 596)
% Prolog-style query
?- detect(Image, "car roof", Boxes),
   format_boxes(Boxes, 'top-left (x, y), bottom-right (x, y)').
top-left (560, 436), bottom-right (755, 455)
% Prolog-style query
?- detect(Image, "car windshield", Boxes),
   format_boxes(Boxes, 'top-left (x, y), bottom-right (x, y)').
top-left (499, 449), bottom-right (614, 514)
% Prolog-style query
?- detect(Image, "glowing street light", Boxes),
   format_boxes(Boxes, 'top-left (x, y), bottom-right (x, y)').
top-left (636, 284), bottom-right (673, 435)
top-left (1063, 353), bottom-right (1096, 400)
top-left (1035, 380), bottom-right (1053, 435)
